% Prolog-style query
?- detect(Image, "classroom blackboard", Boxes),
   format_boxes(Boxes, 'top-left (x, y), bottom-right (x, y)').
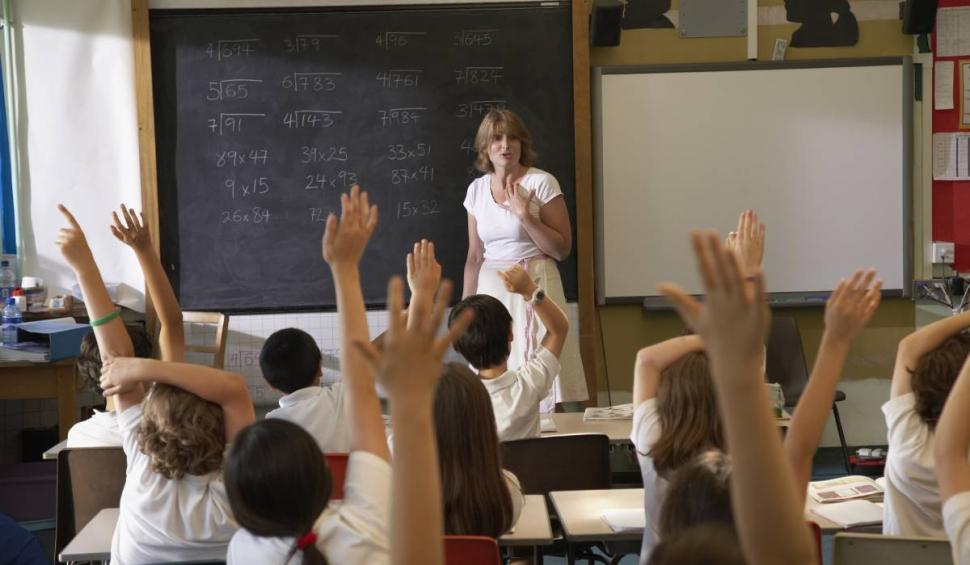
top-left (150, 3), bottom-right (577, 312)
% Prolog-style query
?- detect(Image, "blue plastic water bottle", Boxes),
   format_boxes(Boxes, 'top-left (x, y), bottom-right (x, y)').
top-left (2, 297), bottom-right (21, 345)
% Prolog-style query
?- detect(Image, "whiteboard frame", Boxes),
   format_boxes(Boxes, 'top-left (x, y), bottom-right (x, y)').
top-left (592, 57), bottom-right (914, 307)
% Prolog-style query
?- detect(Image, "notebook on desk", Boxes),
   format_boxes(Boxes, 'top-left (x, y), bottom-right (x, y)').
top-left (601, 508), bottom-right (645, 532)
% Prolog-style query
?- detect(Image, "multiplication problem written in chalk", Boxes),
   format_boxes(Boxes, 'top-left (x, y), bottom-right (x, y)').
top-left (221, 207), bottom-right (271, 224)
top-left (216, 149), bottom-right (269, 168)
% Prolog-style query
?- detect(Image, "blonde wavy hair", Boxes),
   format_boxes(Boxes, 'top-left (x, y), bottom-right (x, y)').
top-left (136, 383), bottom-right (225, 480)
top-left (473, 109), bottom-right (538, 173)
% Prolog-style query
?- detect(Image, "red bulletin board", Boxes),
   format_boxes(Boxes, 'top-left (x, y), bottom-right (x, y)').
top-left (933, 0), bottom-right (970, 271)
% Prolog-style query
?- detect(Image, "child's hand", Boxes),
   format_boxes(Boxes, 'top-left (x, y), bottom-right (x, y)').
top-left (732, 209), bottom-right (765, 276)
top-left (406, 239), bottom-right (441, 300)
top-left (824, 269), bottom-right (882, 343)
top-left (658, 231), bottom-right (771, 381)
top-left (99, 357), bottom-right (145, 396)
top-left (498, 265), bottom-right (538, 298)
top-left (110, 204), bottom-right (151, 252)
top-left (55, 205), bottom-right (96, 271)
top-left (323, 185), bottom-right (378, 270)
top-left (354, 278), bottom-right (473, 403)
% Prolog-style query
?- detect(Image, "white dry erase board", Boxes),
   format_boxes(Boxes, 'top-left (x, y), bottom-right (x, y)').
top-left (592, 58), bottom-right (913, 306)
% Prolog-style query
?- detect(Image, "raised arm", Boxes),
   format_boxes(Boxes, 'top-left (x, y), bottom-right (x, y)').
top-left (892, 309), bottom-right (970, 398)
top-left (507, 177), bottom-right (571, 261)
top-left (56, 205), bottom-right (140, 406)
top-left (785, 270), bottom-right (881, 503)
top-left (407, 239), bottom-right (442, 328)
top-left (100, 358), bottom-right (253, 441)
top-left (322, 186), bottom-right (389, 461)
top-left (110, 204), bottom-right (185, 362)
top-left (498, 264), bottom-right (569, 356)
top-left (633, 335), bottom-right (705, 407)
top-left (659, 232), bottom-right (815, 565)
top-left (935, 354), bottom-right (970, 503)
top-left (463, 214), bottom-right (485, 298)
top-left (354, 277), bottom-right (473, 565)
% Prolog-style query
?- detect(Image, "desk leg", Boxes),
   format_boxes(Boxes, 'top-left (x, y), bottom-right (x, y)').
top-left (55, 364), bottom-right (77, 440)
top-left (566, 542), bottom-right (575, 565)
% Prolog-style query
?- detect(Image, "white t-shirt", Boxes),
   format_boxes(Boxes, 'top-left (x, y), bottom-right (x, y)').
top-left (111, 404), bottom-right (237, 564)
top-left (227, 450), bottom-right (391, 565)
top-left (481, 346), bottom-right (560, 441)
top-left (266, 383), bottom-right (349, 454)
top-left (66, 409), bottom-right (121, 448)
top-left (631, 399), bottom-right (668, 565)
top-left (463, 168), bottom-right (564, 261)
top-left (944, 491), bottom-right (970, 565)
top-left (504, 469), bottom-right (526, 528)
top-left (882, 393), bottom-right (945, 537)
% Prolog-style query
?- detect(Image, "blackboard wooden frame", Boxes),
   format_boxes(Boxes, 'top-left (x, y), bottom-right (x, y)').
top-left (131, 0), bottom-right (603, 404)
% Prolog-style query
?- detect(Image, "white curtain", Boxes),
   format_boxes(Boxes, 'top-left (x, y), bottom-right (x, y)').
top-left (12, 0), bottom-right (144, 311)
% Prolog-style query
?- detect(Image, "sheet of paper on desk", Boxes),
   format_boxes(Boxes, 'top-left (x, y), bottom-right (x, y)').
top-left (540, 417), bottom-right (557, 432)
top-left (583, 403), bottom-right (634, 420)
top-left (601, 508), bottom-right (645, 532)
top-left (933, 133), bottom-right (970, 180)
top-left (936, 61), bottom-right (955, 110)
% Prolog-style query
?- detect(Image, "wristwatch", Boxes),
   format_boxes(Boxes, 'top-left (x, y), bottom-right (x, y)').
top-left (529, 287), bottom-right (546, 306)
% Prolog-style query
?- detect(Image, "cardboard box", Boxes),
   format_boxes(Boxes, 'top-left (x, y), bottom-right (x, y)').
top-left (15, 319), bottom-right (92, 361)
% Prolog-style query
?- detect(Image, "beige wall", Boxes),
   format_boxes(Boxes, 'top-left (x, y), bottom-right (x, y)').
top-left (589, 3), bottom-right (916, 446)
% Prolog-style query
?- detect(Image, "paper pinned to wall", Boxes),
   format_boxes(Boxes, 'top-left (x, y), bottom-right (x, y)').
top-left (933, 132), bottom-right (970, 180)
top-left (937, 7), bottom-right (970, 57)
top-left (936, 60), bottom-right (955, 110)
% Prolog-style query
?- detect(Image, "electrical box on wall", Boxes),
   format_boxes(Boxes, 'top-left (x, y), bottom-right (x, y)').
top-left (931, 241), bottom-right (956, 264)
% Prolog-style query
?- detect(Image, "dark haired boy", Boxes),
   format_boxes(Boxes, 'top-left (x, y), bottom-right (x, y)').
top-left (260, 328), bottom-right (348, 453)
top-left (449, 264), bottom-right (568, 441)
top-left (883, 311), bottom-right (970, 537)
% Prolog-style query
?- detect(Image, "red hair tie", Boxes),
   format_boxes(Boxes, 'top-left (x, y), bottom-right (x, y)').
top-left (297, 532), bottom-right (317, 550)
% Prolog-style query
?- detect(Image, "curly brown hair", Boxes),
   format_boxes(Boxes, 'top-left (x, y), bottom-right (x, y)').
top-left (77, 326), bottom-right (153, 393)
top-left (910, 333), bottom-right (970, 430)
top-left (137, 383), bottom-right (225, 479)
top-left (473, 109), bottom-right (538, 173)
top-left (647, 351), bottom-right (725, 479)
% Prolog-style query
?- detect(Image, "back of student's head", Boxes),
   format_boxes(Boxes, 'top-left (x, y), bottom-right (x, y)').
top-left (260, 328), bottom-right (322, 393)
top-left (448, 294), bottom-right (512, 370)
top-left (137, 383), bottom-right (225, 480)
top-left (649, 523), bottom-right (745, 565)
top-left (659, 450), bottom-right (734, 537)
top-left (648, 351), bottom-right (724, 477)
top-left (77, 325), bottom-right (153, 394)
top-left (226, 419), bottom-right (331, 565)
top-left (910, 332), bottom-right (970, 430)
top-left (433, 362), bottom-right (513, 537)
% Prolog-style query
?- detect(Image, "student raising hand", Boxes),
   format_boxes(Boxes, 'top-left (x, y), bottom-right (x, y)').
top-left (658, 231), bottom-right (815, 565)
top-left (323, 185), bottom-right (378, 268)
top-left (407, 239), bottom-right (442, 326)
top-left (786, 269), bottom-right (881, 504)
top-left (355, 277), bottom-right (473, 565)
top-left (726, 209), bottom-right (766, 277)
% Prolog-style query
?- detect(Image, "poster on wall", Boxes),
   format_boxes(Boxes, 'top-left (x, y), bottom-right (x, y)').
top-left (785, 0), bottom-right (859, 47)
top-left (621, 0), bottom-right (674, 29)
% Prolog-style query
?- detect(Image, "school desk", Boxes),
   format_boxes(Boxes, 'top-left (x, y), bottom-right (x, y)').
top-left (43, 439), bottom-right (68, 460)
top-left (542, 412), bottom-right (792, 445)
top-left (58, 506), bottom-right (116, 563)
top-left (499, 494), bottom-right (555, 562)
top-left (0, 359), bottom-right (77, 441)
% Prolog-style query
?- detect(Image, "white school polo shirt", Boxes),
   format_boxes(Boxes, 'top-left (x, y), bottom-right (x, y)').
top-left (111, 404), bottom-right (237, 564)
top-left (944, 491), bottom-right (970, 565)
top-left (463, 168), bottom-right (563, 261)
top-left (266, 383), bottom-right (349, 454)
top-left (631, 399), bottom-right (668, 565)
top-left (482, 345), bottom-right (560, 442)
top-left (227, 450), bottom-right (391, 565)
top-left (882, 393), bottom-right (946, 537)
top-left (66, 409), bottom-right (122, 448)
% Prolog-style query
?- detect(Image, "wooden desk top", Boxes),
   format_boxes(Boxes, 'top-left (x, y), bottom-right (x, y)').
top-left (500, 494), bottom-right (554, 546)
top-left (549, 489), bottom-right (645, 543)
top-left (59, 507), bottom-right (117, 563)
top-left (543, 411), bottom-right (790, 444)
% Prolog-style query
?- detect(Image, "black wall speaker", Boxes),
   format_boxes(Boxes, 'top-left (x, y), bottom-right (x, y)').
top-left (902, 0), bottom-right (939, 35)
top-left (590, 1), bottom-right (624, 47)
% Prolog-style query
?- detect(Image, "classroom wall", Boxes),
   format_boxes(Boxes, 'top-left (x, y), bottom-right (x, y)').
top-left (591, 0), bottom-right (917, 447)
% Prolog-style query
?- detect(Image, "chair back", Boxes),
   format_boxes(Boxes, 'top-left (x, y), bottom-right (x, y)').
top-left (55, 447), bottom-right (127, 555)
top-left (833, 532), bottom-right (952, 565)
top-left (183, 311), bottom-right (229, 368)
top-left (766, 317), bottom-right (810, 406)
top-left (501, 434), bottom-right (611, 494)
top-left (324, 453), bottom-right (349, 500)
top-left (444, 535), bottom-right (501, 565)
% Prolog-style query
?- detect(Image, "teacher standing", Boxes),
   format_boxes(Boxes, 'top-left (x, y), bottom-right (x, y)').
top-left (462, 109), bottom-right (588, 411)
